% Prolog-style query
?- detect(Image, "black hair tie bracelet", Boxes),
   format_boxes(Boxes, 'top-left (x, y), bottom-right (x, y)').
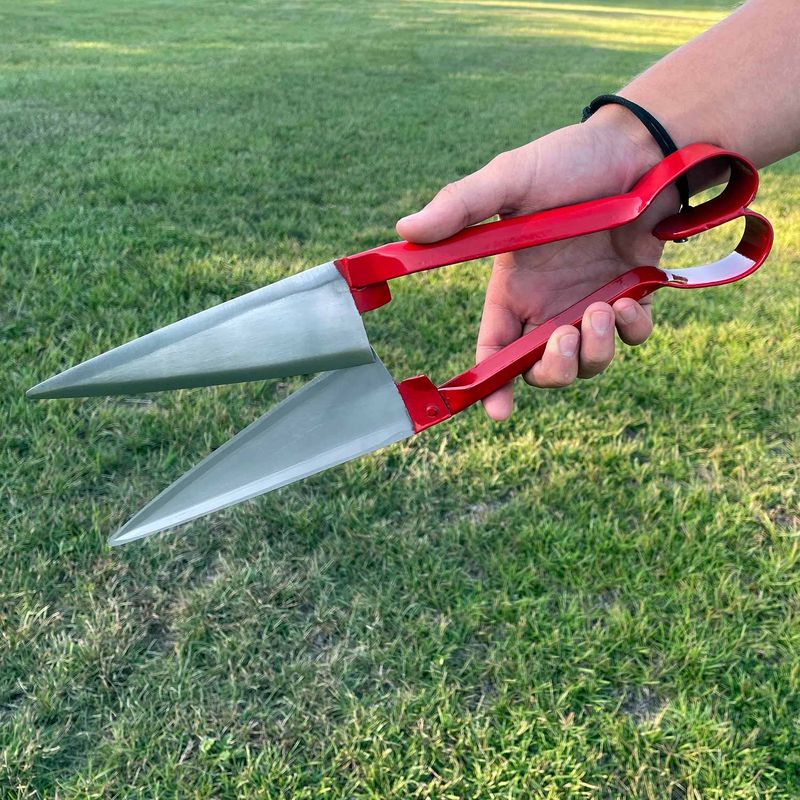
top-left (582, 94), bottom-right (691, 214)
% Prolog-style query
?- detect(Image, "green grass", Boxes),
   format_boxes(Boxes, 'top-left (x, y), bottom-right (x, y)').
top-left (2, 0), bottom-right (799, 797)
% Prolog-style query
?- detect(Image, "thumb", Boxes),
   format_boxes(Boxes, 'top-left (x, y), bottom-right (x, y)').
top-left (396, 122), bottom-right (632, 244)
top-left (396, 148), bottom-right (538, 244)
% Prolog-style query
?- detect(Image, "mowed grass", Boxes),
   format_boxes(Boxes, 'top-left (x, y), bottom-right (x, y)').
top-left (2, 0), bottom-right (799, 796)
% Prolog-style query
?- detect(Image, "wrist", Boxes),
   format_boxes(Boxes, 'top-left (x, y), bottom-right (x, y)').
top-left (583, 103), bottom-right (666, 189)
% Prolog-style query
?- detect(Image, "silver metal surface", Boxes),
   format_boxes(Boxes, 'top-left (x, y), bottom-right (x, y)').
top-left (27, 262), bottom-right (373, 398)
top-left (109, 352), bottom-right (414, 545)
top-left (665, 251), bottom-right (752, 286)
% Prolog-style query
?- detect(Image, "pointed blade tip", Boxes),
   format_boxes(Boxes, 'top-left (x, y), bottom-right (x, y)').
top-left (108, 523), bottom-right (157, 546)
top-left (26, 386), bottom-right (60, 400)
top-left (26, 373), bottom-right (81, 399)
top-left (109, 507), bottom-right (197, 545)
top-left (26, 376), bottom-right (58, 399)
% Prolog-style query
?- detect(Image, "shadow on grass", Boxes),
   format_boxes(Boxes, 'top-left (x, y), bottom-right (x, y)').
top-left (3, 0), bottom-right (799, 795)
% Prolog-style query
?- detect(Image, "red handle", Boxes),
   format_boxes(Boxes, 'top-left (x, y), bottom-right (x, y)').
top-left (395, 266), bottom-right (667, 432)
top-left (395, 210), bottom-right (773, 433)
top-left (438, 267), bottom-right (666, 413)
top-left (337, 143), bottom-right (759, 314)
top-left (340, 193), bottom-right (640, 284)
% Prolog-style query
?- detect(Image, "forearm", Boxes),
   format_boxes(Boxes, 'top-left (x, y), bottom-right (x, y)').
top-left (597, 0), bottom-right (800, 169)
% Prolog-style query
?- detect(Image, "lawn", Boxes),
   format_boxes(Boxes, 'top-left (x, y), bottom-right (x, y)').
top-left (2, 0), bottom-right (799, 797)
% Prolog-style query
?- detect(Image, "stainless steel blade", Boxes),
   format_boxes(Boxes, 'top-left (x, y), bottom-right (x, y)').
top-left (109, 352), bottom-right (413, 545)
top-left (27, 262), bottom-right (373, 398)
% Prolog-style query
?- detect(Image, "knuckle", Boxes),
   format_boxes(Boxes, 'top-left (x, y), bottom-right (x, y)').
top-left (524, 359), bottom-right (576, 389)
top-left (581, 353), bottom-right (612, 372)
top-left (622, 327), bottom-right (652, 346)
top-left (489, 150), bottom-right (514, 171)
top-left (545, 370), bottom-right (575, 389)
top-left (579, 363), bottom-right (606, 379)
top-left (439, 181), bottom-right (464, 200)
top-left (439, 181), bottom-right (471, 226)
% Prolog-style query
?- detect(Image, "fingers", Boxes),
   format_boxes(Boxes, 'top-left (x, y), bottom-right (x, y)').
top-left (396, 149), bottom-right (536, 244)
top-left (475, 298), bottom-right (654, 418)
top-left (475, 295), bottom-right (524, 422)
top-left (474, 295), bottom-right (655, 420)
top-left (525, 325), bottom-right (581, 388)
top-left (577, 303), bottom-right (615, 379)
top-left (524, 300), bottom-right (652, 389)
top-left (481, 383), bottom-right (515, 422)
top-left (613, 297), bottom-right (653, 345)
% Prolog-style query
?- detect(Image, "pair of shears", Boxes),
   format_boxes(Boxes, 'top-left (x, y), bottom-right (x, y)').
top-left (28, 144), bottom-right (773, 545)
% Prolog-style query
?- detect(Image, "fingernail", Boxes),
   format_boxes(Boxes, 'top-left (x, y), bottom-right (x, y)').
top-left (618, 302), bottom-right (638, 324)
top-left (558, 332), bottom-right (579, 358)
top-left (398, 212), bottom-right (420, 225)
top-left (590, 310), bottom-right (612, 335)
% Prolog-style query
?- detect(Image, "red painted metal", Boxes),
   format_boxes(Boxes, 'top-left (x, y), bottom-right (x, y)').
top-left (437, 267), bottom-right (666, 415)
top-left (386, 146), bottom-right (773, 433)
top-left (341, 277), bottom-right (392, 313)
top-left (396, 375), bottom-right (453, 433)
top-left (661, 211), bottom-right (773, 289)
top-left (395, 210), bottom-right (772, 431)
top-left (335, 144), bottom-right (760, 313)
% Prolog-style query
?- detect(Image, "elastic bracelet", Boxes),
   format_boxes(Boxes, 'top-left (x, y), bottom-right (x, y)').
top-left (582, 94), bottom-right (691, 212)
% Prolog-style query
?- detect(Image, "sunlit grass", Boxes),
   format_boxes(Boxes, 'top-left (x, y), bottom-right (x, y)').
top-left (2, 0), bottom-right (799, 797)
top-left (433, 0), bottom-right (726, 19)
top-left (428, 0), bottom-right (728, 49)
top-left (56, 41), bottom-right (153, 55)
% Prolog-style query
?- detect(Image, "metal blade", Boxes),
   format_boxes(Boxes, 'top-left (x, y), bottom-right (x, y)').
top-left (27, 262), bottom-right (373, 398)
top-left (109, 353), bottom-right (413, 545)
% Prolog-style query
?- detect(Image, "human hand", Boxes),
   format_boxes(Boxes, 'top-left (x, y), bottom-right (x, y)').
top-left (396, 107), bottom-right (677, 420)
